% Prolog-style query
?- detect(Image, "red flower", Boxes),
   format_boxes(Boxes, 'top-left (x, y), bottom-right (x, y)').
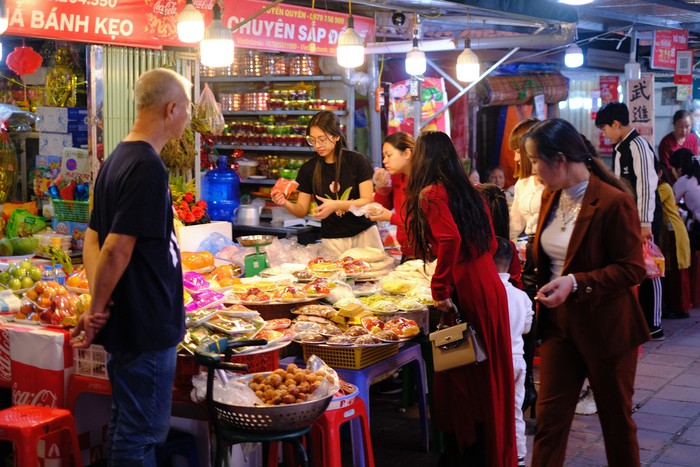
top-left (184, 212), bottom-right (196, 223)
top-left (184, 192), bottom-right (195, 203)
top-left (192, 206), bottom-right (204, 219)
top-left (196, 200), bottom-right (207, 209)
top-left (179, 200), bottom-right (189, 211)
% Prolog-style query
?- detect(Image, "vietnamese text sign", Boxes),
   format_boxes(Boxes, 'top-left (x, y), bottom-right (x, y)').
top-left (5, 0), bottom-right (374, 54)
top-left (651, 29), bottom-right (688, 70)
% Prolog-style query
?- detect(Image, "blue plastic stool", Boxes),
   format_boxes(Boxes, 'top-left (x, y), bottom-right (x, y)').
top-left (155, 429), bottom-right (200, 467)
top-left (336, 342), bottom-right (429, 467)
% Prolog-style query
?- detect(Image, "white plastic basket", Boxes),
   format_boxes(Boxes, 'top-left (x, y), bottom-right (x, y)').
top-left (73, 344), bottom-right (109, 379)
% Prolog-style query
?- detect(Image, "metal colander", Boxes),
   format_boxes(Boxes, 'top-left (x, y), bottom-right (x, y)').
top-left (212, 395), bottom-right (332, 434)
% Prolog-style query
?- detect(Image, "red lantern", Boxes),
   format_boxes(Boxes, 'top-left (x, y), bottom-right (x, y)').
top-left (6, 46), bottom-right (43, 76)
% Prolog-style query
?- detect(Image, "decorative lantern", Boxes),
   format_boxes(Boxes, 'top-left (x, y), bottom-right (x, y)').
top-left (6, 45), bottom-right (43, 76)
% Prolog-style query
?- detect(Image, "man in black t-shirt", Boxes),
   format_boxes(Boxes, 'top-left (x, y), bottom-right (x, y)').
top-left (71, 68), bottom-right (190, 464)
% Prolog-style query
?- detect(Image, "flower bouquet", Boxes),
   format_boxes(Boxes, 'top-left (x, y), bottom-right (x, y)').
top-left (171, 177), bottom-right (210, 226)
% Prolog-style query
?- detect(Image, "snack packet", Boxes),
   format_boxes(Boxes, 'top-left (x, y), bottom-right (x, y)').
top-left (271, 178), bottom-right (299, 199)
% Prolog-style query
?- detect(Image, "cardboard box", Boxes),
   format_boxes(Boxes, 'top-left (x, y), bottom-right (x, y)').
top-left (40, 132), bottom-right (88, 156)
top-left (51, 219), bottom-right (88, 251)
top-left (35, 155), bottom-right (62, 170)
top-left (36, 107), bottom-right (88, 133)
top-left (61, 148), bottom-right (90, 181)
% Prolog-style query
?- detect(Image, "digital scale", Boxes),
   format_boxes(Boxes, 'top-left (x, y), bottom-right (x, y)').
top-left (236, 235), bottom-right (275, 277)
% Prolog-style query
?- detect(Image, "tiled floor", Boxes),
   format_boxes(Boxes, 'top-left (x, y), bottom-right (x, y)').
top-left (364, 313), bottom-right (700, 466)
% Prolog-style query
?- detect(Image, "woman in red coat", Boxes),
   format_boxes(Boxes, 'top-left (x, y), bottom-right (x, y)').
top-left (404, 131), bottom-right (516, 467)
top-left (371, 131), bottom-right (414, 258)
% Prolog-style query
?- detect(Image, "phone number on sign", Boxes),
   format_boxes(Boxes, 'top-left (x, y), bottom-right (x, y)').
top-left (49, 0), bottom-right (119, 7)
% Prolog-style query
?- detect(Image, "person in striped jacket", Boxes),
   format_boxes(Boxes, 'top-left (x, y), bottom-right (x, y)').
top-left (596, 102), bottom-right (664, 340)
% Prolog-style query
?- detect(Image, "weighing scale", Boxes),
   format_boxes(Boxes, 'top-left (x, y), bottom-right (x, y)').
top-left (236, 235), bottom-right (275, 277)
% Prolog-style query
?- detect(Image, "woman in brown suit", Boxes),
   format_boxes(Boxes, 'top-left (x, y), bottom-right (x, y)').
top-left (523, 119), bottom-right (649, 467)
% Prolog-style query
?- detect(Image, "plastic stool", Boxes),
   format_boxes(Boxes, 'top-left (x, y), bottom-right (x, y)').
top-left (156, 429), bottom-right (200, 467)
top-left (311, 396), bottom-right (374, 467)
top-left (0, 405), bottom-right (83, 467)
top-left (223, 427), bottom-right (311, 467)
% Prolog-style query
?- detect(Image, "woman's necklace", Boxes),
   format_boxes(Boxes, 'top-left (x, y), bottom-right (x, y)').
top-left (558, 180), bottom-right (588, 232)
top-left (559, 198), bottom-right (582, 232)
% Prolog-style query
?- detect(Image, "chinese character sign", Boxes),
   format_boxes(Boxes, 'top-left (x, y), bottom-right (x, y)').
top-left (597, 76), bottom-right (619, 156)
top-left (626, 73), bottom-right (654, 146)
top-left (651, 29), bottom-right (688, 70)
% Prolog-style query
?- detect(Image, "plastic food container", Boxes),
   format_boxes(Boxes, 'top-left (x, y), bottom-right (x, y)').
top-left (35, 233), bottom-right (72, 251)
top-left (238, 159), bottom-right (259, 178)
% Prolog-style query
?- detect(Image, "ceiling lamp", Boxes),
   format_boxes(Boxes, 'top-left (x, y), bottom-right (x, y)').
top-left (456, 38), bottom-right (480, 82)
top-left (565, 43), bottom-right (584, 68)
top-left (558, 0), bottom-right (594, 5)
top-left (405, 17), bottom-right (426, 76)
top-left (0, 0), bottom-right (8, 35)
top-left (200, 3), bottom-right (234, 68)
top-left (337, 1), bottom-right (365, 68)
top-left (177, 0), bottom-right (205, 43)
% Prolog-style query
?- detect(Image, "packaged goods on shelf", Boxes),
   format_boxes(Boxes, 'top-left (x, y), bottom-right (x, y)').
top-left (35, 107), bottom-right (88, 133)
top-left (39, 132), bottom-right (87, 156)
top-left (60, 148), bottom-right (90, 181)
top-left (52, 219), bottom-right (88, 251)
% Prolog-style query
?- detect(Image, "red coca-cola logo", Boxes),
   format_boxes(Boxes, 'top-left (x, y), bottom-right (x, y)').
top-left (12, 383), bottom-right (58, 407)
top-left (153, 0), bottom-right (179, 16)
top-left (192, 0), bottom-right (214, 9)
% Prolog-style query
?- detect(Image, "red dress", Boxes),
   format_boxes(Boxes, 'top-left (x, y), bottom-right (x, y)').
top-left (374, 173), bottom-right (413, 257)
top-left (422, 184), bottom-right (516, 466)
top-left (658, 132), bottom-right (699, 180)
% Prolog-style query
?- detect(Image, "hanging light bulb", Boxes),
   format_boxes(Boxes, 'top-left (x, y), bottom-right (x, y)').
top-left (456, 38), bottom-right (480, 82)
top-left (337, 1), bottom-right (365, 68)
top-left (200, 3), bottom-right (234, 68)
top-left (177, 0), bottom-right (205, 43)
top-left (625, 61), bottom-right (641, 80)
top-left (405, 38), bottom-right (426, 76)
top-left (565, 43), bottom-right (584, 68)
top-left (558, 0), bottom-right (594, 5)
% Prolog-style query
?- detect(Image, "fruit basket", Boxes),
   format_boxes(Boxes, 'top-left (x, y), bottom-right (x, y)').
top-left (301, 342), bottom-right (399, 370)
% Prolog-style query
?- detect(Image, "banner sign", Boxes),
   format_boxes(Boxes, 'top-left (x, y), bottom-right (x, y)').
top-left (651, 29), bottom-right (688, 70)
top-left (626, 73), bottom-right (654, 146)
top-left (5, 0), bottom-right (375, 53)
top-left (596, 76), bottom-right (619, 156)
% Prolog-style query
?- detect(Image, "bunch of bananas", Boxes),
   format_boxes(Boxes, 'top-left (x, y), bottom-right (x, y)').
top-left (38, 246), bottom-right (73, 275)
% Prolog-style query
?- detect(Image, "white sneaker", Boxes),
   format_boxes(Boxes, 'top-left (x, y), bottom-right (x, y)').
top-left (575, 386), bottom-right (597, 415)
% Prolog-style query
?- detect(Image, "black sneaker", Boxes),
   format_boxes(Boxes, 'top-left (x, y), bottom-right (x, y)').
top-left (650, 326), bottom-right (666, 341)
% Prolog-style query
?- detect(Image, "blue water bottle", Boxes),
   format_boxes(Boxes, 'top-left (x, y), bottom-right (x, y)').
top-left (201, 156), bottom-right (240, 222)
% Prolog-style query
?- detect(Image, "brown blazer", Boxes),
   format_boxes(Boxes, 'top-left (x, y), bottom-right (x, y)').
top-left (534, 174), bottom-right (650, 360)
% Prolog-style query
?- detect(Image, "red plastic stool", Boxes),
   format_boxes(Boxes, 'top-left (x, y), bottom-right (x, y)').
top-left (66, 374), bottom-right (112, 412)
top-left (311, 396), bottom-right (374, 467)
top-left (0, 405), bottom-right (83, 466)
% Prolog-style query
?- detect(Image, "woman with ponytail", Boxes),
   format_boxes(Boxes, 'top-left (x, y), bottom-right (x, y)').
top-left (524, 118), bottom-right (648, 467)
top-left (404, 131), bottom-right (516, 467)
top-left (271, 111), bottom-right (383, 257)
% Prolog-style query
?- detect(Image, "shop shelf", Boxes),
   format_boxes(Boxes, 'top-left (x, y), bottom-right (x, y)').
top-left (202, 75), bottom-right (342, 83)
top-left (222, 110), bottom-right (347, 117)
top-left (214, 144), bottom-right (314, 153)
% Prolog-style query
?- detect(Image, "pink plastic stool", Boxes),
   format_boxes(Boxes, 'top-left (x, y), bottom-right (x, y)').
top-left (311, 396), bottom-right (374, 467)
top-left (0, 405), bottom-right (83, 466)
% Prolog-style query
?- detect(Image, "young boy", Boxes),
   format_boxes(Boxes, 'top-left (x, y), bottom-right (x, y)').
top-left (595, 102), bottom-right (664, 340)
top-left (494, 237), bottom-right (533, 467)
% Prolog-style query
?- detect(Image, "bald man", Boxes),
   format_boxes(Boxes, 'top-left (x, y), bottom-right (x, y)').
top-left (71, 68), bottom-right (191, 466)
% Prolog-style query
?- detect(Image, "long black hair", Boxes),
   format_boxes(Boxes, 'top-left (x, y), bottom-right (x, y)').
top-left (525, 118), bottom-right (631, 195)
top-left (670, 147), bottom-right (700, 185)
top-left (307, 111), bottom-right (347, 197)
top-left (404, 131), bottom-right (492, 262)
top-left (477, 183), bottom-right (509, 239)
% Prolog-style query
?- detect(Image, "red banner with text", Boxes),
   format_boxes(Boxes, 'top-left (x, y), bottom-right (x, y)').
top-left (651, 29), bottom-right (688, 70)
top-left (5, 0), bottom-right (375, 54)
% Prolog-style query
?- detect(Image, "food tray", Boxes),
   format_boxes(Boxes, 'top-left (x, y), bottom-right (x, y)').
top-left (74, 344), bottom-right (109, 380)
top-left (52, 200), bottom-right (90, 222)
top-left (302, 342), bottom-right (399, 369)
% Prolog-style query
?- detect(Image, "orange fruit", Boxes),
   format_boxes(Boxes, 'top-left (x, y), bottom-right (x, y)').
top-left (67, 275), bottom-right (81, 287)
top-left (34, 282), bottom-right (45, 294)
top-left (26, 289), bottom-right (38, 301)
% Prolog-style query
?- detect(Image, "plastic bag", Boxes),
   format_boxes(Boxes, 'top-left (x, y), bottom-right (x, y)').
top-left (643, 239), bottom-right (665, 278)
top-left (5, 209), bottom-right (46, 238)
top-left (198, 232), bottom-right (236, 255)
top-left (191, 84), bottom-right (225, 136)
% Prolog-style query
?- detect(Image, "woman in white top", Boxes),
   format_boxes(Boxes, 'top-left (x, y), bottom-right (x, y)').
top-left (669, 148), bottom-right (700, 223)
top-left (507, 118), bottom-right (541, 417)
